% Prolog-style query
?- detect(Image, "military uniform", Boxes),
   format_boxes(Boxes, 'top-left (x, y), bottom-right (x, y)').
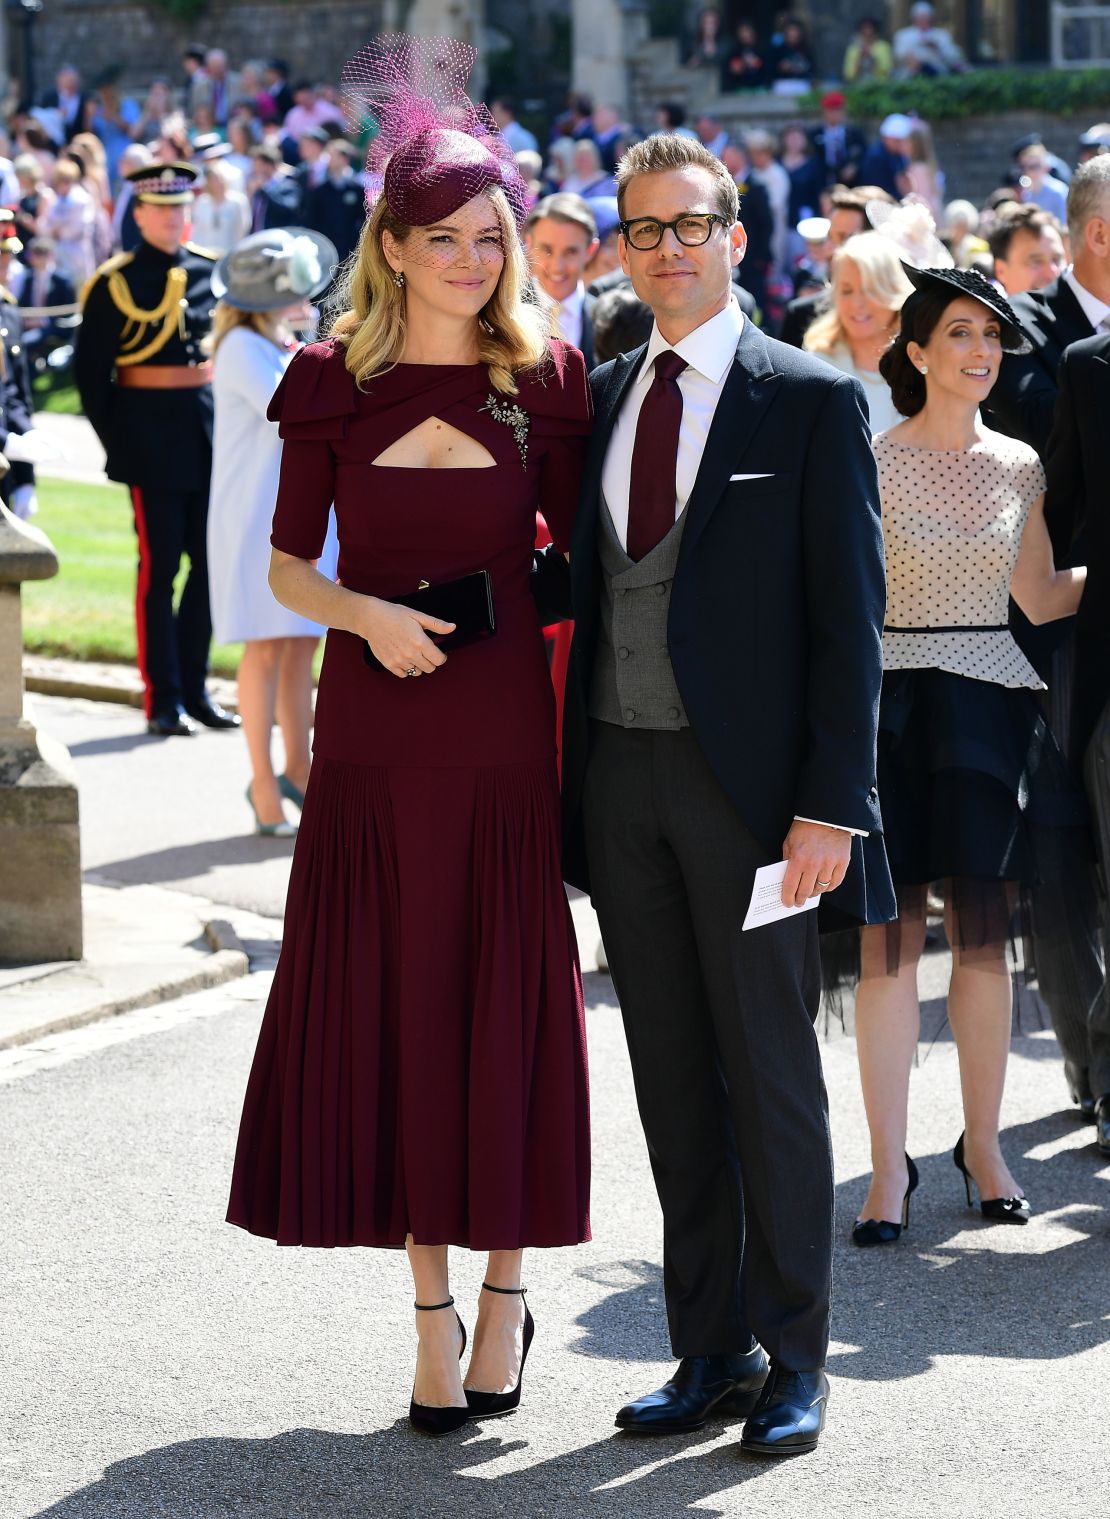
top-left (0, 210), bottom-right (36, 516)
top-left (75, 162), bottom-right (237, 734)
top-left (0, 284), bottom-right (35, 510)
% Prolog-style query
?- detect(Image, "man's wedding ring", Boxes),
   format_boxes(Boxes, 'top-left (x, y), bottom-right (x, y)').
top-left (405, 666), bottom-right (418, 678)
top-left (817, 879), bottom-right (832, 889)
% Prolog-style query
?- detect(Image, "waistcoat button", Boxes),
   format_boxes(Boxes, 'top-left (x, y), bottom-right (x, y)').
top-left (618, 646), bottom-right (630, 660)
top-left (624, 708), bottom-right (636, 723)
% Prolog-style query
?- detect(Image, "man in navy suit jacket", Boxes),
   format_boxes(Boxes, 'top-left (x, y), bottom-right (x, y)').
top-left (561, 135), bottom-right (891, 1456)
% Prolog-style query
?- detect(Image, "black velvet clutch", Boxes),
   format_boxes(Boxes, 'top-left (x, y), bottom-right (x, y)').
top-left (362, 571), bottom-right (496, 671)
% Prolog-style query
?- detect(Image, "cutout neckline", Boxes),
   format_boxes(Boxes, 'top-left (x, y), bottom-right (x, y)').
top-left (370, 414), bottom-right (498, 472)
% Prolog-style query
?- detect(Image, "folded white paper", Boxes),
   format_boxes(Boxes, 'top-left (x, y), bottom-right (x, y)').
top-left (742, 860), bottom-right (820, 931)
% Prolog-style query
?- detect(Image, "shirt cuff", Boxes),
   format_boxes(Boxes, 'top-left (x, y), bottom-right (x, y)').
top-left (793, 815), bottom-right (869, 838)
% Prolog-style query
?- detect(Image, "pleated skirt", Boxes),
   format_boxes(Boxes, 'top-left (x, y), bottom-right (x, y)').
top-left (226, 756), bottom-right (591, 1249)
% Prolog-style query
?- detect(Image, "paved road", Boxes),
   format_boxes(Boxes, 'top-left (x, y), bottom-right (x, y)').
top-left (4, 694), bottom-right (1108, 1518)
top-left (30, 693), bottom-right (299, 920)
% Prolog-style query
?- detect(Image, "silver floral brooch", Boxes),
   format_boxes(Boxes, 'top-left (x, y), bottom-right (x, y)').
top-left (480, 393), bottom-right (530, 467)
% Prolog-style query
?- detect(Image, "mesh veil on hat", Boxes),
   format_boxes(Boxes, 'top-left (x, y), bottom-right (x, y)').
top-left (900, 264), bottom-right (1034, 354)
top-left (341, 34), bottom-right (528, 231)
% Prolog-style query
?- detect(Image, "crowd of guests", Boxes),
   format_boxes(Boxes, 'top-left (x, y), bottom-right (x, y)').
top-left (13, 18), bottom-right (1106, 1451)
top-left (689, 3), bottom-right (970, 94)
top-left (1, 51), bottom-right (367, 305)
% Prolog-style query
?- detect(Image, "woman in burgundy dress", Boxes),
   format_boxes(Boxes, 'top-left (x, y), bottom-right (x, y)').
top-left (226, 38), bottom-right (592, 1436)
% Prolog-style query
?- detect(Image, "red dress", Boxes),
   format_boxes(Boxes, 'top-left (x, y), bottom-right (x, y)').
top-left (226, 338), bottom-right (593, 1250)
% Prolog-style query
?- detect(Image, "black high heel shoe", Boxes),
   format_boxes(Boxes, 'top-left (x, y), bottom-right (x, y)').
top-left (953, 1132), bottom-right (1031, 1224)
top-left (851, 1154), bottom-right (919, 1246)
top-left (464, 1283), bottom-right (535, 1418)
top-left (408, 1297), bottom-right (470, 1436)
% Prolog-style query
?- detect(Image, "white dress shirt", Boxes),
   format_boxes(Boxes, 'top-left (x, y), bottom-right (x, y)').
top-left (552, 281), bottom-right (586, 349)
top-left (600, 297), bottom-right (866, 837)
top-left (1064, 267), bottom-right (1110, 333)
top-left (602, 298), bottom-right (745, 549)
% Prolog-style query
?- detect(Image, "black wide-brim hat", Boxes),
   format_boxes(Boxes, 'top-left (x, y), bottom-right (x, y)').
top-left (900, 263), bottom-right (1033, 354)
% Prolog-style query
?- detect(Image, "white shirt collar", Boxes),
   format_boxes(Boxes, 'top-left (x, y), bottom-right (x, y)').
top-left (638, 297), bottom-right (745, 387)
top-left (1064, 266), bottom-right (1110, 331)
top-left (557, 282), bottom-right (586, 320)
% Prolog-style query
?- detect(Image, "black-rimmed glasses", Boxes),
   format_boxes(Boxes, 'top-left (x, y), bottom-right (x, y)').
top-left (618, 212), bottom-right (732, 251)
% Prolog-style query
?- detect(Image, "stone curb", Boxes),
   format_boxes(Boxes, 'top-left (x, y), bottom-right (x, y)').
top-left (23, 654), bottom-right (240, 714)
top-left (0, 934), bottom-right (250, 1053)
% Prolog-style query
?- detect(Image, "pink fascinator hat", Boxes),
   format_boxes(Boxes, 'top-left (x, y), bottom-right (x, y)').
top-left (342, 34), bottom-right (529, 229)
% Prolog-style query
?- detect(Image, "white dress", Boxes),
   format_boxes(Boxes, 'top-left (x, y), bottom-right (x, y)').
top-left (823, 341), bottom-right (903, 437)
top-left (208, 327), bottom-right (338, 643)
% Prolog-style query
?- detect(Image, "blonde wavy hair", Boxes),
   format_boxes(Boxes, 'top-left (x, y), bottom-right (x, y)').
top-left (327, 187), bottom-right (548, 395)
top-left (207, 302), bottom-right (285, 357)
top-left (804, 232), bottom-right (914, 357)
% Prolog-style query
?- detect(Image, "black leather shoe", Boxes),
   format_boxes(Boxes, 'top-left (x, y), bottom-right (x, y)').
top-left (740, 1366), bottom-right (828, 1456)
top-left (184, 697), bottom-right (241, 729)
top-left (1095, 1096), bottom-right (1110, 1157)
top-left (1065, 1060), bottom-right (1096, 1120)
top-left (146, 706), bottom-right (196, 737)
top-left (615, 1348), bottom-right (769, 1435)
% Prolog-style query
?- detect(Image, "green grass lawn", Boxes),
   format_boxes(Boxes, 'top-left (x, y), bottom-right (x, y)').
top-left (33, 377), bottom-right (83, 415)
top-left (21, 476), bottom-right (244, 677)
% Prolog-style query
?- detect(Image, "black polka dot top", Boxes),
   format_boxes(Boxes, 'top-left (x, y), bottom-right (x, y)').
top-left (874, 428), bottom-right (1046, 690)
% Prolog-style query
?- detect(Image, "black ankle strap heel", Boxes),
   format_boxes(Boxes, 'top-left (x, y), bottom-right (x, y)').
top-left (464, 1283), bottom-right (535, 1419)
top-left (409, 1296), bottom-right (470, 1437)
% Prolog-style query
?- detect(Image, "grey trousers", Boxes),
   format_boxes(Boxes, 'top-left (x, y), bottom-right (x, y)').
top-left (1030, 698), bottom-right (1110, 1104)
top-left (582, 722), bottom-right (832, 1371)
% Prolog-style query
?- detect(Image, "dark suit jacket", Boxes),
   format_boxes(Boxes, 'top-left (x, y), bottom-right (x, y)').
top-left (252, 174), bottom-right (305, 231)
top-left (40, 87), bottom-right (93, 141)
top-left (779, 288), bottom-right (825, 349)
top-left (562, 319), bottom-right (894, 928)
top-left (578, 290), bottom-right (597, 371)
top-left (1044, 332), bottom-right (1110, 757)
top-left (809, 123), bottom-right (867, 186)
top-left (985, 275), bottom-right (1097, 676)
top-left (306, 175), bottom-right (365, 264)
top-left (19, 269), bottom-right (75, 312)
top-left (986, 276), bottom-right (1096, 459)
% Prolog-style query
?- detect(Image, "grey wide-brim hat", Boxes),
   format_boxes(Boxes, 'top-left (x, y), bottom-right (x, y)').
top-left (212, 227), bottom-right (339, 312)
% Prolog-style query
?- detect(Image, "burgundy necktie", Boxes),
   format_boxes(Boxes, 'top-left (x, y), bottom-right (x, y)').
top-left (626, 350), bottom-right (688, 561)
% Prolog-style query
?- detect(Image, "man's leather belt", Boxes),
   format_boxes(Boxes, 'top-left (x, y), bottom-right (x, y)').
top-left (116, 363), bottom-right (212, 389)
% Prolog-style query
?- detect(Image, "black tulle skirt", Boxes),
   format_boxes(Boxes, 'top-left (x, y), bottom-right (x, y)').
top-left (827, 667), bottom-right (1097, 991)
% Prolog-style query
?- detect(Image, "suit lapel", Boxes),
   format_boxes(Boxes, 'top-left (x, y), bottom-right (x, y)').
top-left (1052, 278), bottom-right (1097, 346)
top-left (679, 319), bottom-right (782, 560)
top-left (573, 346), bottom-right (644, 559)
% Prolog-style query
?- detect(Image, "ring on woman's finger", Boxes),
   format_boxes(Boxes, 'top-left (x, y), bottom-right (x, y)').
top-left (404, 665), bottom-right (419, 677)
top-left (816, 879), bottom-right (832, 889)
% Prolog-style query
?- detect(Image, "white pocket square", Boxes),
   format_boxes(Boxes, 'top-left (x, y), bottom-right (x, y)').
top-left (729, 472), bottom-right (774, 481)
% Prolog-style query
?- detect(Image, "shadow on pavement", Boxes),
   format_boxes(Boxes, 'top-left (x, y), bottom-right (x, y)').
top-left (828, 1110), bottom-right (1110, 1381)
top-left (25, 1420), bottom-right (797, 1519)
top-left (569, 1113), bottom-right (1109, 1382)
top-left (66, 731), bottom-right (166, 758)
top-left (93, 834), bottom-right (297, 886)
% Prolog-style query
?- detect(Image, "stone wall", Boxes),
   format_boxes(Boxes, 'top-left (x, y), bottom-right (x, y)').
top-left (28, 1), bottom-right (386, 95)
top-left (930, 111), bottom-right (1092, 206)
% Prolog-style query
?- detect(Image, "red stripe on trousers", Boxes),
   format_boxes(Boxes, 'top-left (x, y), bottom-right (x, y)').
top-left (131, 486), bottom-right (154, 718)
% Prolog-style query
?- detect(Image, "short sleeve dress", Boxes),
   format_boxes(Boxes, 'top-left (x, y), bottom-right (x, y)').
top-left (871, 428), bottom-right (1090, 958)
top-left (226, 337), bottom-right (593, 1250)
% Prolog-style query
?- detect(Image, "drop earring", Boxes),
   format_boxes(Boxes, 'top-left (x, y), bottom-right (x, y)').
top-left (393, 270), bottom-right (405, 288)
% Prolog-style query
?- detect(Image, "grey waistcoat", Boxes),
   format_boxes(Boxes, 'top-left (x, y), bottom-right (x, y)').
top-left (588, 496), bottom-right (690, 730)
